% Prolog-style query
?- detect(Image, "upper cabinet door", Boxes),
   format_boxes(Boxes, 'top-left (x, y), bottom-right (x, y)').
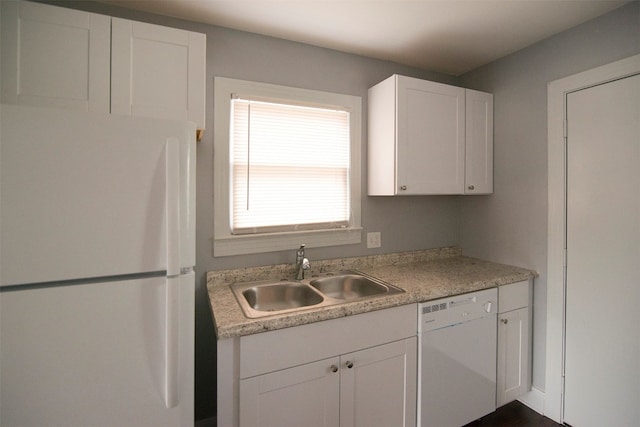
top-left (397, 76), bottom-right (465, 195)
top-left (111, 18), bottom-right (206, 129)
top-left (465, 89), bottom-right (494, 194)
top-left (0, 0), bottom-right (111, 112)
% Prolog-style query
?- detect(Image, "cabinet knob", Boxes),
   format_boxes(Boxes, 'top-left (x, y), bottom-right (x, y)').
top-left (501, 318), bottom-right (508, 324)
top-left (400, 185), bottom-right (407, 191)
top-left (468, 185), bottom-right (475, 190)
top-left (330, 365), bottom-right (339, 373)
top-left (345, 361), bottom-right (354, 369)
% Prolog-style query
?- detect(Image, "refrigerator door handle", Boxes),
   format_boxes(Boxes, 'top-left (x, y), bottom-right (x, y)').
top-left (165, 276), bottom-right (180, 408)
top-left (164, 137), bottom-right (181, 409)
top-left (165, 137), bottom-right (181, 277)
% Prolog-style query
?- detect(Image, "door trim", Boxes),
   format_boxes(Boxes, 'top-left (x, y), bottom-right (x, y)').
top-left (546, 53), bottom-right (640, 423)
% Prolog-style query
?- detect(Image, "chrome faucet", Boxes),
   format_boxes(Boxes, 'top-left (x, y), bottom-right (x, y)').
top-left (295, 244), bottom-right (310, 280)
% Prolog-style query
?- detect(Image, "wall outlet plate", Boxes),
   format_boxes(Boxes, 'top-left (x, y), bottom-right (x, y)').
top-left (367, 232), bottom-right (381, 248)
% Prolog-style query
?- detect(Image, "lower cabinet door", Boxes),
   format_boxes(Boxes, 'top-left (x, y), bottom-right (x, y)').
top-left (340, 338), bottom-right (417, 427)
top-left (497, 307), bottom-right (530, 406)
top-left (239, 356), bottom-right (341, 427)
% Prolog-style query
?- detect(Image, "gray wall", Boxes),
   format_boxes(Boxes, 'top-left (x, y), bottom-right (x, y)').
top-left (459, 1), bottom-right (640, 391)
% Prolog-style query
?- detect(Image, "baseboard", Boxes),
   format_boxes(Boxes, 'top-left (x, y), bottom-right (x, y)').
top-left (518, 386), bottom-right (545, 415)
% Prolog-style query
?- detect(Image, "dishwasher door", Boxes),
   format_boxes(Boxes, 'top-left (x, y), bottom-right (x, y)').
top-left (419, 289), bottom-right (497, 427)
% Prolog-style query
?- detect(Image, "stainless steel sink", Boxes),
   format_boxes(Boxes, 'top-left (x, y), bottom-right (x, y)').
top-left (310, 272), bottom-right (402, 300)
top-left (242, 282), bottom-right (323, 312)
top-left (231, 270), bottom-right (404, 318)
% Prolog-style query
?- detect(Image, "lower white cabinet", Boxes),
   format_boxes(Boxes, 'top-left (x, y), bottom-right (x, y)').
top-left (218, 304), bottom-right (417, 427)
top-left (497, 280), bottom-right (532, 407)
top-left (341, 339), bottom-right (416, 427)
top-left (240, 338), bottom-right (416, 427)
top-left (240, 356), bottom-right (340, 427)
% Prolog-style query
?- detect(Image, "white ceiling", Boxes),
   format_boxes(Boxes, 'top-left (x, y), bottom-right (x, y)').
top-left (98, 0), bottom-right (628, 76)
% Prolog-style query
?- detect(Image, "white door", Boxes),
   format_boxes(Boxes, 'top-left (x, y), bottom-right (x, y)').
top-left (111, 18), bottom-right (206, 128)
top-left (564, 74), bottom-right (640, 426)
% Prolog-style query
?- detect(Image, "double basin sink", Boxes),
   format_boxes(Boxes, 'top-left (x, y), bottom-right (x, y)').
top-left (231, 270), bottom-right (405, 318)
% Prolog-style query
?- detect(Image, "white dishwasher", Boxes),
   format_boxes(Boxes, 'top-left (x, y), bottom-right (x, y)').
top-left (418, 288), bottom-right (498, 427)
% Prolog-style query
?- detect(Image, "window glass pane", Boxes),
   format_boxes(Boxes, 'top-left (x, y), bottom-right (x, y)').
top-left (230, 98), bottom-right (350, 233)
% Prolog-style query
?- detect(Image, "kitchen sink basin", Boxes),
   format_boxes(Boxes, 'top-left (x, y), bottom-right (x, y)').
top-left (310, 272), bottom-right (402, 300)
top-left (231, 270), bottom-right (405, 318)
top-left (242, 282), bottom-right (323, 312)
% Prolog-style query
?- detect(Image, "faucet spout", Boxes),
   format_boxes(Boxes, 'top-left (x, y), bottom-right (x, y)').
top-left (295, 244), bottom-right (310, 280)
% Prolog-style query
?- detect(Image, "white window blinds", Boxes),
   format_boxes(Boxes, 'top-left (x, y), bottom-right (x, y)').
top-left (230, 97), bottom-right (351, 234)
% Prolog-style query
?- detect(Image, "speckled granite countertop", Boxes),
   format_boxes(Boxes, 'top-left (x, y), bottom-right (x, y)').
top-left (207, 247), bottom-right (537, 339)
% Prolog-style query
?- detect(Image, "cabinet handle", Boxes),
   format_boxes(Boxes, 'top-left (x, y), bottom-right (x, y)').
top-left (501, 318), bottom-right (508, 324)
top-left (400, 185), bottom-right (407, 191)
top-left (345, 361), bottom-right (354, 369)
top-left (330, 365), bottom-right (339, 373)
top-left (468, 185), bottom-right (475, 190)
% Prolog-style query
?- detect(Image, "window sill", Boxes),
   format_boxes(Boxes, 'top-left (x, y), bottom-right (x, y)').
top-left (213, 227), bottom-right (362, 257)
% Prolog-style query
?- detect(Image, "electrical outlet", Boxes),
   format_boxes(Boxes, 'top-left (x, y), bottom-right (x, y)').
top-left (367, 232), bottom-right (381, 249)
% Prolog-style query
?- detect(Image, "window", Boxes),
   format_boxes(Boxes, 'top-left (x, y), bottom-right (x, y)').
top-left (214, 77), bottom-right (362, 256)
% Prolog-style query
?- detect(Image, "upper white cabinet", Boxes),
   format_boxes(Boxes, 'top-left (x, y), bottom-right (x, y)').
top-left (368, 74), bottom-right (493, 195)
top-left (1, 1), bottom-right (206, 131)
top-left (465, 89), bottom-right (494, 194)
top-left (0, 0), bottom-right (111, 113)
top-left (111, 18), bottom-right (206, 127)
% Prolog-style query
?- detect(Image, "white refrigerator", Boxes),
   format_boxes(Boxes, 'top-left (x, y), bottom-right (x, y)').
top-left (0, 104), bottom-right (196, 426)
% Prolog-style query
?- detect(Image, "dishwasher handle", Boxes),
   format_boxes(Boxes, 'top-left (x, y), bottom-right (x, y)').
top-left (484, 301), bottom-right (493, 313)
top-left (449, 295), bottom-right (477, 306)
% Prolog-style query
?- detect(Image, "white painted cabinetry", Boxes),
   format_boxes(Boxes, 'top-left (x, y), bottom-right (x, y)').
top-left (465, 89), bottom-right (494, 194)
top-left (340, 339), bottom-right (416, 427)
top-left (111, 18), bottom-right (205, 128)
top-left (0, 0), bottom-right (111, 112)
top-left (1, 1), bottom-right (206, 131)
top-left (218, 304), bottom-right (417, 427)
top-left (240, 356), bottom-right (341, 427)
top-left (368, 74), bottom-right (493, 195)
top-left (497, 280), bottom-right (532, 407)
top-left (240, 339), bottom-right (415, 427)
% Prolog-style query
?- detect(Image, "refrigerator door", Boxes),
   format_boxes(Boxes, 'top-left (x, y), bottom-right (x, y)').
top-left (0, 105), bottom-right (195, 286)
top-left (0, 272), bottom-right (195, 427)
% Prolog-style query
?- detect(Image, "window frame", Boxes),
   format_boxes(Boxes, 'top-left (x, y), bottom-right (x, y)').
top-left (213, 77), bottom-right (362, 257)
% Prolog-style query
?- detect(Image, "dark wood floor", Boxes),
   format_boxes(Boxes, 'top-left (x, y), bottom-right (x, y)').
top-left (464, 401), bottom-right (561, 427)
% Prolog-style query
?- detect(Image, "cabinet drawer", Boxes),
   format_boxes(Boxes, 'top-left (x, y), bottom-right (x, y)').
top-left (498, 280), bottom-right (531, 313)
top-left (239, 304), bottom-right (417, 379)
